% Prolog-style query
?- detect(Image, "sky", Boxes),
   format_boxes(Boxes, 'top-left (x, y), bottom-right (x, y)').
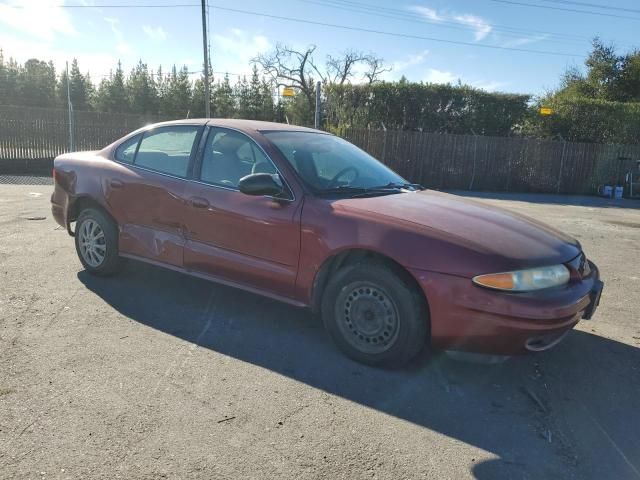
top-left (0, 0), bottom-right (638, 96)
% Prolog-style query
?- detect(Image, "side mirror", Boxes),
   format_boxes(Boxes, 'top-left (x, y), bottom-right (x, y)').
top-left (238, 173), bottom-right (284, 197)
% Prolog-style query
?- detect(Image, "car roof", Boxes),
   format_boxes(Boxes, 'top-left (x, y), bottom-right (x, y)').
top-left (145, 118), bottom-right (329, 135)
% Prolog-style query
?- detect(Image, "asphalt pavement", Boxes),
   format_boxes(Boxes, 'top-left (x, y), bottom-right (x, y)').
top-left (1, 179), bottom-right (639, 479)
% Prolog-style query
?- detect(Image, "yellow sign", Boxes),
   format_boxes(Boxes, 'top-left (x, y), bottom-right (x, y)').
top-left (539, 107), bottom-right (554, 116)
top-left (282, 87), bottom-right (295, 97)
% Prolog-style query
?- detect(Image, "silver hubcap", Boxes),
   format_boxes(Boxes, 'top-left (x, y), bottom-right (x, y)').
top-left (78, 218), bottom-right (106, 268)
top-left (338, 283), bottom-right (400, 354)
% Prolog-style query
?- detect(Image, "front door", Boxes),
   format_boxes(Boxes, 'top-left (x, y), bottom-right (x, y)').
top-left (105, 125), bottom-right (202, 267)
top-left (183, 127), bottom-right (302, 299)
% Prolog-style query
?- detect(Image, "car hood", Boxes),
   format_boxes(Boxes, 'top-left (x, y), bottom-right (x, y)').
top-left (333, 190), bottom-right (580, 275)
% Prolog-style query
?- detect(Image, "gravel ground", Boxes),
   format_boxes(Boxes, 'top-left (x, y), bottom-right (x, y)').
top-left (1, 180), bottom-right (639, 480)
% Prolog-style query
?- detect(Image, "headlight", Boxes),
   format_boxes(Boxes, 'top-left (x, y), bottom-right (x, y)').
top-left (472, 265), bottom-right (570, 292)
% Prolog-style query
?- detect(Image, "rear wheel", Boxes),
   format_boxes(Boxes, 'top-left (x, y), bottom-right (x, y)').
top-left (321, 262), bottom-right (428, 367)
top-left (74, 208), bottom-right (123, 276)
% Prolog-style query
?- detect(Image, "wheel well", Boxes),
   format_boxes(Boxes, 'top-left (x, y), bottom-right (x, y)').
top-left (68, 196), bottom-right (116, 235)
top-left (310, 249), bottom-right (429, 319)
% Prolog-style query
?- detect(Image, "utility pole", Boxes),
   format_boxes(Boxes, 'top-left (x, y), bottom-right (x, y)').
top-left (201, 0), bottom-right (210, 118)
top-left (66, 61), bottom-right (74, 151)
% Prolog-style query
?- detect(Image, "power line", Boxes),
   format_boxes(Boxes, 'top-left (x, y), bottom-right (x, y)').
top-left (300, 0), bottom-right (588, 42)
top-left (0, 67), bottom-right (251, 80)
top-left (3, 2), bottom-right (201, 8)
top-left (539, 0), bottom-right (640, 15)
top-left (9, 0), bottom-right (639, 20)
top-left (2, 2), bottom-right (585, 56)
top-left (487, 0), bottom-right (640, 21)
top-left (0, 0), bottom-right (589, 42)
top-left (209, 5), bottom-right (582, 57)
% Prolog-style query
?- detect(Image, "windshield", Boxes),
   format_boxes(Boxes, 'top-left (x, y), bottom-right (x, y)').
top-left (263, 131), bottom-right (408, 193)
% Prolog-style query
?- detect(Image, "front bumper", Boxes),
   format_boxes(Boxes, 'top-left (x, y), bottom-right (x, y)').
top-left (410, 262), bottom-right (603, 355)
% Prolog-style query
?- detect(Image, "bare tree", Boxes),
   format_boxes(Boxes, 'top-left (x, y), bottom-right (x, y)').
top-left (363, 56), bottom-right (391, 84)
top-left (254, 45), bottom-right (389, 125)
top-left (254, 44), bottom-right (390, 99)
top-left (253, 44), bottom-right (319, 111)
top-left (325, 50), bottom-right (369, 85)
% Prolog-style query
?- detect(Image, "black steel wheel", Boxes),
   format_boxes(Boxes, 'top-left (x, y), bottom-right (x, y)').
top-left (322, 262), bottom-right (428, 367)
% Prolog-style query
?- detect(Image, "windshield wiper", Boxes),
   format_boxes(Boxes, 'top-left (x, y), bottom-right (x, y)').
top-left (369, 182), bottom-right (425, 191)
top-left (318, 186), bottom-right (369, 195)
top-left (318, 185), bottom-right (404, 198)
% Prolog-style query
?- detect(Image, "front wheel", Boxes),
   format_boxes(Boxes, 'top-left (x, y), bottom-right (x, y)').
top-left (321, 262), bottom-right (428, 367)
top-left (74, 208), bottom-right (124, 276)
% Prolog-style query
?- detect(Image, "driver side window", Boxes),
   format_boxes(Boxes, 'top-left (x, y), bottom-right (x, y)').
top-left (200, 129), bottom-right (277, 188)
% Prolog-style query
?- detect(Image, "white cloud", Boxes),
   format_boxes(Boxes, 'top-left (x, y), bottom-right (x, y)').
top-left (423, 68), bottom-right (508, 91)
top-left (142, 25), bottom-right (167, 42)
top-left (104, 17), bottom-right (130, 55)
top-left (0, 33), bottom-right (119, 80)
top-left (409, 5), bottom-right (492, 42)
top-left (211, 29), bottom-right (271, 76)
top-left (425, 68), bottom-right (458, 84)
top-left (471, 80), bottom-right (509, 92)
top-left (0, 0), bottom-right (77, 41)
top-left (452, 14), bottom-right (492, 41)
top-left (392, 49), bottom-right (429, 72)
top-left (501, 34), bottom-right (550, 48)
top-left (410, 6), bottom-right (443, 22)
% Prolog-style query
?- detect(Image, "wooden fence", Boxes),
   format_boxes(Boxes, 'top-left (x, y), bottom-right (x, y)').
top-left (0, 105), bottom-right (161, 172)
top-left (341, 128), bottom-right (639, 195)
top-left (1, 105), bottom-right (638, 194)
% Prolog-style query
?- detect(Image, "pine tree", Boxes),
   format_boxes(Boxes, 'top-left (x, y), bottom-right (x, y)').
top-left (107, 61), bottom-right (128, 112)
top-left (191, 60), bottom-right (213, 118)
top-left (127, 60), bottom-right (158, 114)
top-left (259, 78), bottom-right (275, 121)
top-left (212, 74), bottom-right (236, 118)
top-left (191, 78), bottom-right (206, 118)
top-left (235, 75), bottom-right (250, 118)
top-left (69, 59), bottom-right (91, 110)
top-left (160, 65), bottom-right (192, 118)
top-left (93, 61), bottom-right (129, 113)
top-left (57, 59), bottom-right (92, 110)
top-left (19, 59), bottom-right (56, 107)
top-left (247, 65), bottom-right (262, 119)
top-left (0, 50), bottom-right (20, 104)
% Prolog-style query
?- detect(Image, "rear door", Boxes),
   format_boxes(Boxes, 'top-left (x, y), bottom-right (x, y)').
top-left (105, 125), bottom-right (202, 267)
top-left (182, 127), bottom-right (302, 299)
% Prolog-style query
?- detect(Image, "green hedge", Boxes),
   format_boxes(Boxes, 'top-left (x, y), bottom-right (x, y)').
top-left (324, 82), bottom-right (531, 136)
top-left (524, 97), bottom-right (640, 144)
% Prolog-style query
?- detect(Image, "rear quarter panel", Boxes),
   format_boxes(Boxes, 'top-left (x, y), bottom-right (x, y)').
top-left (52, 151), bottom-right (116, 228)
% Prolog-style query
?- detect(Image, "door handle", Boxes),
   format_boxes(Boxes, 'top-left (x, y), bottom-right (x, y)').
top-left (109, 179), bottom-right (124, 189)
top-left (190, 196), bottom-right (210, 209)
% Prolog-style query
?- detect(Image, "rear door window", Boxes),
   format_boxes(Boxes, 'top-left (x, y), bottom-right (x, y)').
top-left (134, 126), bottom-right (200, 178)
top-left (115, 134), bottom-right (141, 164)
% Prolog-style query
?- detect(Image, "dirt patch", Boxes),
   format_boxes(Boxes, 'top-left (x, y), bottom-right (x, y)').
top-left (607, 220), bottom-right (640, 229)
top-left (0, 387), bottom-right (15, 396)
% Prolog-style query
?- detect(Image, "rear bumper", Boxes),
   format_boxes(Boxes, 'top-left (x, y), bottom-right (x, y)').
top-left (410, 262), bottom-right (602, 355)
top-left (51, 196), bottom-right (66, 228)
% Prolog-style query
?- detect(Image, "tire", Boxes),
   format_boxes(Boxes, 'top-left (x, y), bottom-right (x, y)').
top-left (321, 262), bottom-right (428, 367)
top-left (74, 207), bottom-right (124, 276)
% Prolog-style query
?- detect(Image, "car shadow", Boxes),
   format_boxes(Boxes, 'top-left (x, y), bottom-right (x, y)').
top-left (78, 262), bottom-right (640, 480)
top-left (448, 190), bottom-right (640, 210)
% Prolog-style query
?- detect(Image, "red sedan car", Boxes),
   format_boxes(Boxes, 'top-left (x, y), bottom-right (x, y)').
top-left (51, 119), bottom-right (603, 366)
